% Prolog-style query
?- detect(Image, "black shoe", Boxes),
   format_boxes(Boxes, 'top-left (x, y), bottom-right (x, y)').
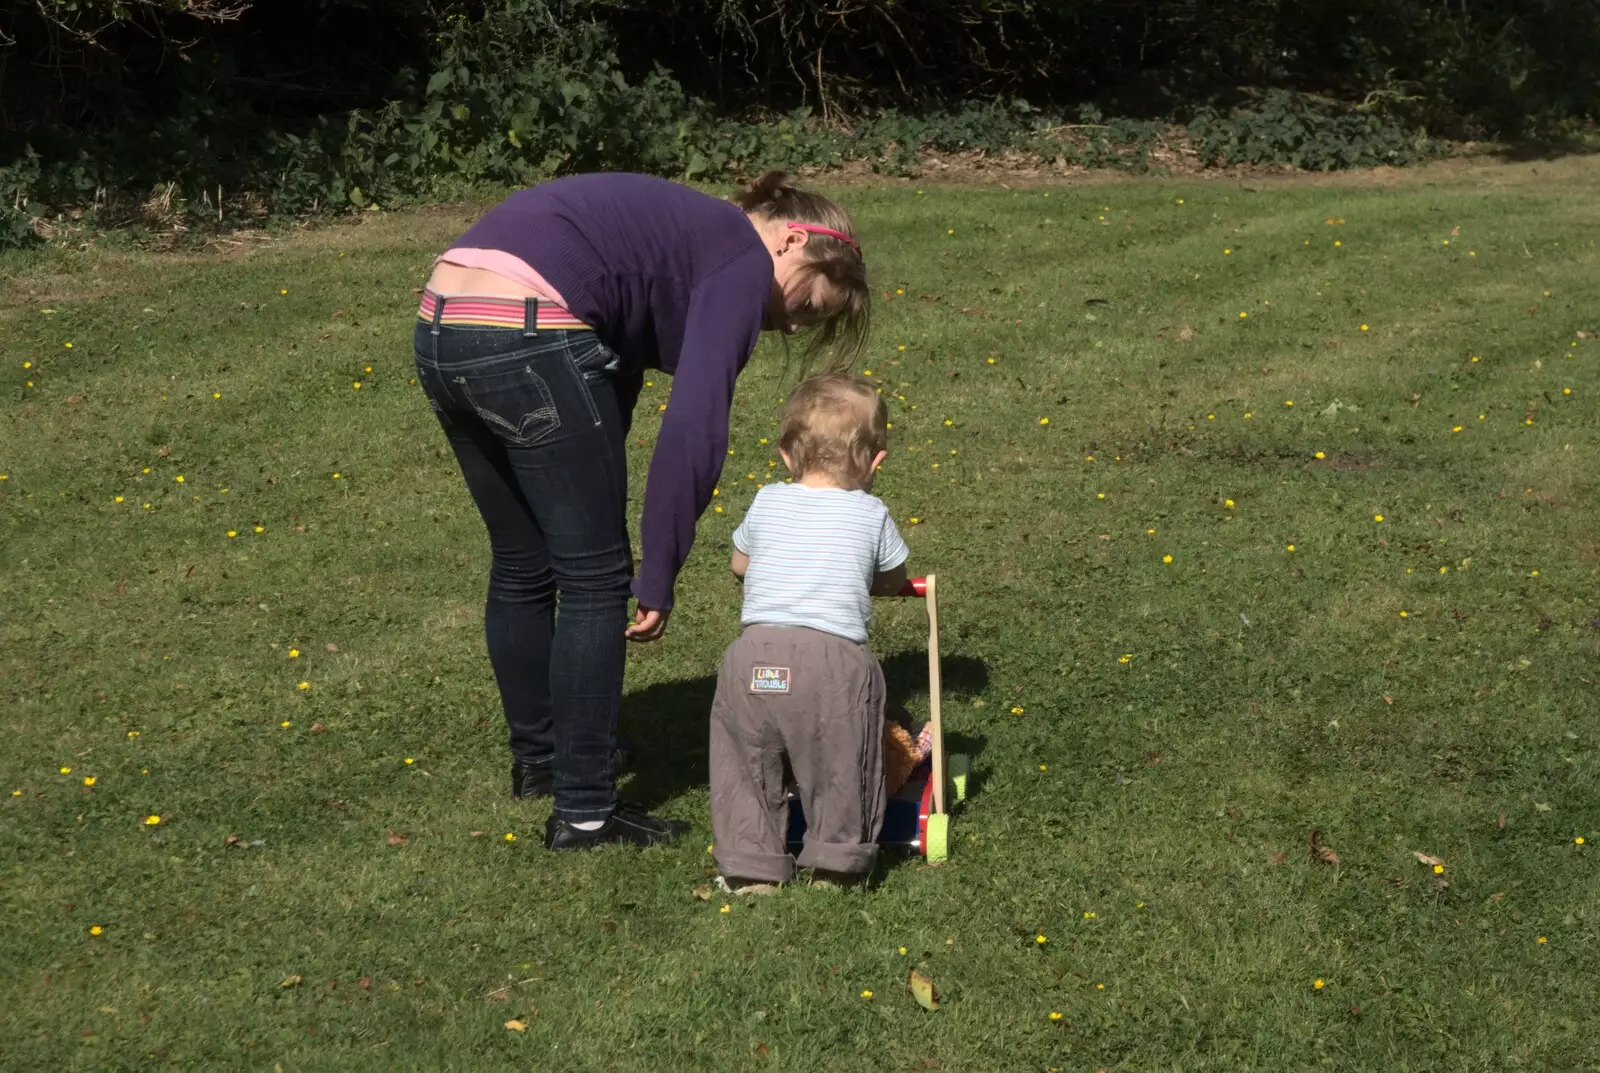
top-left (511, 738), bottom-right (634, 800)
top-left (543, 803), bottom-right (690, 850)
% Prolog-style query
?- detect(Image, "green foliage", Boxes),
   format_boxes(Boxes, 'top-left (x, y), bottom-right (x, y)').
top-left (1190, 92), bottom-right (1433, 171)
top-left (0, 147), bottom-right (42, 249)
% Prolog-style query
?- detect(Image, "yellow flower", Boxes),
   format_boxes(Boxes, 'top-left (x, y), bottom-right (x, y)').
top-left (1530, 570), bottom-right (1540, 577)
top-left (1563, 387), bottom-right (1572, 396)
top-left (213, 392), bottom-right (221, 400)
top-left (1286, 544), bottom-right (1296, 552)
top-left (986, 357), bottom-right (995, 365)
top-left (1439, 566), bottom-right (1448, 574)
top-left (1096, 983), bottom-right (1105, 991)
top-left (59, 767), bottom-right (71, 775)
top-left (713, 505), bottom-right (723, 513)
top-left (353, 382), bottom-right (362, 390)
top-left (1538, 936), bottom-right (1548, 944)
top-left (863, 370), bottom-right (872, 377)
top-left (504, 832), bottom-right (516, 842)
top-left (142, 467), bottom-right (150, 473)
top-left (720, 904), bottom-right (730, 913)
top-left (1334, 240), bottom-right (1342, 247)
top-left (1146, 528), bottom-right (1156, 535)
top-left (1223, 248), bottom-right (1231, 255)
top-left (404, 757), bottom-right (415, 765)
top-left (1399, 611), bottom-right (1409, 618)
top-left (1049, 1011), bottom-right (1063, 1022)
top-left (364, 365), bottom-right (373, 374)
top-left (1471, 355), bottom-right (1479, 363)
top-left (89, 925), bottom-right (103, 936)
top-left (1243, 412), bottom-right (1253, 419)
top-left (114, 496), bottom-right (124, 503)
top-left (1162, 555), bottom-right (1173, 564)
top-left (9, 789), bottom-right (18, 797)
top-left (1433, 864), bottom-right (1444, 874)
top-left (1085, 455), bottom-right (1095, 462)
top-left (297, 681), bottom-right (310, 691)
top-left (1039, 764), bottom-right (1047, 771)
top-left (145, 814), bottom-right (161, 825)
top-left (1284, 400), bottom-right (1293, 407)
top-left (1239, 312), bottom-right (1248, 319)
top-left (174, 475), bottom-right (184, 483)
top-left (332, 472), bottom-right (341, 479)
top-left (1577, 837), bottom-right (1587, 845)
top-left (1478, 414), bottom-right (1486, 421)
top-left (83, 776), bottom-right (96, 787)
top-left (896, 288), bottom-right (904, 295)
top-left (127, 730), bottom-right (139, 738)
top-left (64, 341), bottom-right (73, 348)
top-left (288, 648), bottom-right (300, 658)
top-left (860, 989), bottom-right (873, 998)
top-left (280, 289), bottom-right (288, 296)
top-left (1097, 493), bottom-right (1106, 500)
top-left (898, 946), bottom-right (908, 955)
top-left (227, 530), bottom-right (237, 539)
top-left (1525, 418), bottom-right (1534, 426)
top-left (280, 720), bottom-right (292, 728)
top-left (943, 419), bottom-right (952, 427)
top-left (1083, 911), bottom-right (1096, 919)
top-left (21, 361), bottom-right (30, 369)
top-left (1118, 654), bottom-right (1132, 663)
top-left (1373, 514), bottom-right (1384, 523)
top-left (898, 345), bottom-right (906, 352)
top-left (1452, 425), bottom-right (1462, 433)
top-left (1207, 413), bottom-right (1215, 420)
top-left (1036, 934), bottom-right (1048, 945)
top-left (1039, 417), bottom-right (1049, 426)
top-left (1313, 979), bottom-right (1325, 990)
top-left (1224, 499), bottom-right (1235, 509)
top-left (1011, 705), bottom-right (1025, 715)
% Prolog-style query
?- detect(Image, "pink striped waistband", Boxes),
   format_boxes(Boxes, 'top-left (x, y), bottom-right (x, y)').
top-left (417, 289), bottom-right (591, 331)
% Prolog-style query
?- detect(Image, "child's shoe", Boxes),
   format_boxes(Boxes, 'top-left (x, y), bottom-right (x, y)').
top-left (715, 874), bottom-right (781, 896)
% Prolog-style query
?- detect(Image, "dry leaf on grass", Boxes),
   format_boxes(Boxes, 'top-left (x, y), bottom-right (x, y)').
top-left (691, 885), bottom-right (713, 901)
top-left (385, 830), bottom-right (408, 847)
top-left (469, 830), bottom-right (486, 839)
top-left (279, 974), bottom-right (302, 988)
top-left (504, 1019), bottom-right (527, 1032)
top-left (908, 970), bottom-right (940, 1012)
top-left (1308, 829), bottom-right (1340, 866)
top-left (1412, 851), bottom-right (1444, 867)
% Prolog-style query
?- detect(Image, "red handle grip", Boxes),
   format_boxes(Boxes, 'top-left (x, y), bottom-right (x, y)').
top-left (896, 577), bottom-right (927, 598)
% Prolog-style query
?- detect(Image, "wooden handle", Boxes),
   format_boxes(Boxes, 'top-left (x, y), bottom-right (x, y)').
top-left (925, 574), bottom-right (944, 816)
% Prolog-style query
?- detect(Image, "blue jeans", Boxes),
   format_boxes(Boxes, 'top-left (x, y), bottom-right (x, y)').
top-left (413, 302), bottom-right (631, 822)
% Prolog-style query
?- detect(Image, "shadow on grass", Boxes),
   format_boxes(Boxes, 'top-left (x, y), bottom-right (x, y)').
top-left (619, 650), bottom-right (993, 814)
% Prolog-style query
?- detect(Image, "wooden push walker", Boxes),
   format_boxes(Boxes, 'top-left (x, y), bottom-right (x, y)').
top-left (784, 575), bottom-right (969, 862)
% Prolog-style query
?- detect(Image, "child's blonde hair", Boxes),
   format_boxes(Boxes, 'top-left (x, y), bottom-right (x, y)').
top-left (778, 374), bottom-right (888, 490)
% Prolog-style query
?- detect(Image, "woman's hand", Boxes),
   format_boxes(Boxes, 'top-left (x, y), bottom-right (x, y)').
top-left (625, 605), bottom-right (671, 643)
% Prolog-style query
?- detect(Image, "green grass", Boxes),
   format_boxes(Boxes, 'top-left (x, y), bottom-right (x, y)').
top-left (3, 157), bottom-right (1599, 1071)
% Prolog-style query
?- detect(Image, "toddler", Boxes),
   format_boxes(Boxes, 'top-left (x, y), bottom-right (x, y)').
top-left (710, 373), bottom-right (910, 892)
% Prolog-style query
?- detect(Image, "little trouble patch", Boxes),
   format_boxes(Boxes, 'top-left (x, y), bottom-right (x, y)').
top-left (749, 666), bottom-right (791, 695)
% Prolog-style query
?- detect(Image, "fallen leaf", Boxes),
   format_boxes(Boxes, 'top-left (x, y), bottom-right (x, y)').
top-left (908, 970), bottom-right (940, 1012)
top-left (504, 1018), bottom-right (527, 1032)
top-left (469, 830), bottom-right (486, 839)
top-left (691, 885), bottom-right (713, 901)
top-left (1486, 892), bottom-right (1505, 904)
top-left (385, 830), bottom-right (408, 847)
top-left (1269, 850), bottom-right (1287, 864)
top-left (1497, 811), bottom-right (1507, 829)
top-left (156, 446), bottom-right (171, 458)
top-left (486, 988), bottom-right (511, 1004)
top-left (323, 799), bottom-right (345, 808)
top-left (1309, 828), bottom-right (1340, 866)
top-left (223, 834), bottom-right (244, 848)
top-left (66, 394), bottom-right (85, 404)
top-left (357, 977), bottom-right (372, 990)
top-left (279, 974), bottom-right (303, 988)
top-left (1412, 851), bottom-right (1444, 867)
top-left (326, 643), bottom-right (339, 653)
top-left (1178, 326), bottom-right (1194, 341)
top-left (310, 722), bottom-right (325, 734)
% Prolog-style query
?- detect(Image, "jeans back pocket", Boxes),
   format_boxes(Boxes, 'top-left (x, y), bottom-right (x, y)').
top-left (456, 363), bottom-right (561, 447)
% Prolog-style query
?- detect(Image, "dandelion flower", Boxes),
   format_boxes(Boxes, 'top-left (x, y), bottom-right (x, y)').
top-left (1083, 911), bottom-right (1096, 919)
top-left (353, 382), bottom-right (362, 390)
top-left (1439, 566), bottom-right (1448, 574)
top-left (254, 525), bottom-right (263, 533)
top-left (1399, 611), bottom-right (1409, 618)
top-left (1039, 764), bottom-right (1048, 771)
top-left (1239, 312), bottom-right (1248, 319)
top-left (297, 681), bottom-right (310, 691)
top-left (1097, 983), bottom-right (1105, 990)
top-left (1334, 240), bottom-right (1342, 247)
top-left (1313, 979), bottom-right (1325, 990)
top-left (1452, 426), bottom-right (1462, 433)
top-left (1049, 1011), bottom-right (1063, 1022)
top-left (288, 649), bottom-right (300, 658)
top-left (1036, 934), bottom-right (1048, 945)
top-left (364, 365), bottom-right (373, 374)
top-left (1224, 248), bottom-right (1231, 255)
top-left (1563, 387), bottom-right (1572, 396)
top-left (64, 341), bottom-right (73, 348)
top-left (1478, 414), bottom-right (1486, 421)
top-left (986, 357), bottom-right (996, 365)
top-left (1207, 413), bottom-right (1216, 420)
top-left (59, 767), bottom-right (71, 775)
top-left (1284, 400), bottom-right (1294, 407)
top-left (1118, 654), bottom-right (1132, 663)
top-left (1530, 570), bottom-right (1540, 577)
top-left (213, 392), bottom-right (221, 400)
top-left (1359, 323), bottom-right (1369, 332)
top-left (720, 904), bottom-right (731, 913)
top-left (1287, 544), bottom-right (1296, 552)
top-left (1097, 493), bottom-right (1106, 500)
top-left (227, 530), bottom-right (237, 539)
top-left (1471, 356), bottom-right (1479, 363)
top-left (1577, 837), bottom-right (1587, 845)
top-left (280, 720), bottom-right (292, 729)
top-left (332, 472), bottom-right (341, 479)
top-left (1433, 864), bottom-right (1444, 874)
top-left (174, 475), bottom-right (184, 483)
top-left (1225, 499), bottom-right (1235, 509)
top-left (1011, 705), bottom-right (1025, 715)
top-left (114, 496), bottom-right (124, 503)
top-left (280, 289), bottom-right (288, 296)
top-left (1162, 555), bottom-right (1173, 564)
top-left (1039, 417), bottom-right (1050, 426)
top-left (1243, 412), bottom-right (1253, 419)
top-left (145, 814), bottom-right (161, 826)
top-left (1538, 936), bottom-right (1548, 944)
top-left (504, 832), bottom-right (516, 842)
top-left (127, 730), bottom-right (139, 738)
top-left (22, 361), bottom-right (30, 369)
top-left (90, 925), bottom-right (103, 936)
top-left (83, 776), bottom-right (96, 787)
top-left (860, 990), bottom-right (873, 998)
top-left (899, 946), bottom-right (908, 956)
top-left (404, 757), bottom-right (415, 766)
top-left (1373, 514), bottom-right (1384, 523)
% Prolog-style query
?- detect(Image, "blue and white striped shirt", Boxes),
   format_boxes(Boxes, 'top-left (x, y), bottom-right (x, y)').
top-left (733, 483), bottom-right (910, 643)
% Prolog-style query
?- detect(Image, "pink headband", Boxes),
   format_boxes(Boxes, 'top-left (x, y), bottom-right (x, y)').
top-left (787, 221), bottom-right (860, 251)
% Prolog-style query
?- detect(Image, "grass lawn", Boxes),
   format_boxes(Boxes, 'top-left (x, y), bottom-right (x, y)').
top-left (2, 157), bottom-right (1598, 1071)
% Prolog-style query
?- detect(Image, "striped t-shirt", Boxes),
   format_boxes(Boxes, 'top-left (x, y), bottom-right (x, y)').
top-left (733, 483), bottom-right (910, 643)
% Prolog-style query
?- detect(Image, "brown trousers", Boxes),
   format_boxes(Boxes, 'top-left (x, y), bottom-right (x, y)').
top-left (710, 625), bottom-right (886, 883)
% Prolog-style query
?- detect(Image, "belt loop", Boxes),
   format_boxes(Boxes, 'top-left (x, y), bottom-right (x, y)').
top-left (429, 288), bottom-right (444, 337)
top-left (524, 296), bottom-right (538, 339)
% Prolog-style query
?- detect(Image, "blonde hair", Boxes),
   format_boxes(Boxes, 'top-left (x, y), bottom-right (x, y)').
top-left (734, 170), bottom-right (870, 370)
top-left (778, 374), bottom-right (888, 489)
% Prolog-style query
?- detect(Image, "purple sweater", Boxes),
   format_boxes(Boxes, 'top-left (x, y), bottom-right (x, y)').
top-left (451, 174), bottom-right (772, 611)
